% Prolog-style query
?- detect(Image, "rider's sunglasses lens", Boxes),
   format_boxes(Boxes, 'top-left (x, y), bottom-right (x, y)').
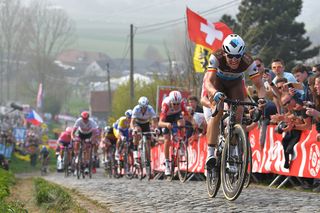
top-left (227, 54), bottom-right (242, 59)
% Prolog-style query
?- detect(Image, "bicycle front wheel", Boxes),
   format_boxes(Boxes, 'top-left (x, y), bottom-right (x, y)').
top-left (125, 150), bottom-right (134, 179)
top-left (177, 140), bottom-right (188, 183)
top-left (64, 148), bottom-right (69, 177)
top-left (166, 146), bottom-right (175, 182)
top-left (221, 124), bottom-right (248, 201)
top-left (76, 147), bottom-right (82, 179)
top-left (243, 143), bottom-right (252, 188)
top-left (144, 140), bottom-right (152, 180)
top-left (88, 144), bottom-right (93, 179)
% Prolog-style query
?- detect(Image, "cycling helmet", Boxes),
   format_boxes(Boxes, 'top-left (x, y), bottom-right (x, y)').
top-left (104, 126), bottom-right (112, 133)
top-left (169, 90), bottom-right (182, 104)
top-left (222, 34), bottom-right (245, 56)
top-left (125, 109), bottom-right (132, 118)
top-left (65, 127), bottom-right (73, 133)
top-left (81, 111), bottom-right (89, 120)
top-left (138, 96), bottom-right (149, 107)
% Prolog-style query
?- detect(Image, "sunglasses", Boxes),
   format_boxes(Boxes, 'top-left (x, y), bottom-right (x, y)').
top-left (172, 103), bottom-right (180, 106)
top-left (226, 54), bottom-right (242, 59)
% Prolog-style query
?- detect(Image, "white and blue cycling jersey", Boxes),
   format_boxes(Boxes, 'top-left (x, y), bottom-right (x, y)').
top-left (132, 105), bottom-right (157, 124)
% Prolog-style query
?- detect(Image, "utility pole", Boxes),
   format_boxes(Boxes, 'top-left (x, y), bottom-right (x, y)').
top-left (130, 24), bottom-right (134, 105)
top-left (106, 63), bottom-right (112, 114)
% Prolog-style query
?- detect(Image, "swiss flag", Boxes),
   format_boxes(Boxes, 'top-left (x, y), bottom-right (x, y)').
top-left (187, 8), bottom-right (233, 50)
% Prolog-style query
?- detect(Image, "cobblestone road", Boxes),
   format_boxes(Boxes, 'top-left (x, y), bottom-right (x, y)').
top-left (45, 169), bottom-right (319, 213)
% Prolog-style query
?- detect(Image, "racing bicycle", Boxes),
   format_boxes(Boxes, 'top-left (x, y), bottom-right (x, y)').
top-left (166, 124), bottom-right (189, 183)
top-left (206, 98), bottom-right (260, 201)
top-left (134, 131), bottom-right (158, 180)
top-left (76, 137), bottom-right (94, 179)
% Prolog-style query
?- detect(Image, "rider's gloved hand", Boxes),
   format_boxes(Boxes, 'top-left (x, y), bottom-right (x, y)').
top-left (212, 92), bottom-right (225, 104)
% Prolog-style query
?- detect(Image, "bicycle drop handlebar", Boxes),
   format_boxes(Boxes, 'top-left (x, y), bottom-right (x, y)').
top-left (211, 98), bottom-right (259, 118)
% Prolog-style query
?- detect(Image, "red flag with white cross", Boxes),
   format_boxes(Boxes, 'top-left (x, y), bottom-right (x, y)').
top-left (186, 7), bottom-right (233, 50)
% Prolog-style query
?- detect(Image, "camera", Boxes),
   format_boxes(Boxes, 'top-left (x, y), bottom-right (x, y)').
top-left (275, 121), bottom-right (287, 134)
top-left (304, 101), bottom-right (315, 109)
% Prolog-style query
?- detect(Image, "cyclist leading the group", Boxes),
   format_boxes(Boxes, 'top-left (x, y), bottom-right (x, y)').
top-left (204, 34), bottom-right (266, 169)
top-left (158, 90), bottom-right (191, 176)
top-left (131, 96), bottom-right (159, 165)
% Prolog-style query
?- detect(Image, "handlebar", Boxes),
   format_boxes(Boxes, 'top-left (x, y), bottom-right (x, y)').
top-left (212, 98), bottom-right (259, 117)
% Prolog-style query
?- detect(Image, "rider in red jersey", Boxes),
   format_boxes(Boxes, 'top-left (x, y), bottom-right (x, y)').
top-left (158, 90), bottom-right (191, 176)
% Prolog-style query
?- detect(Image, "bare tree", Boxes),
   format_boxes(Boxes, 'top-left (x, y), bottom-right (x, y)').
top-left (0, 0), bottom-right (26, 102)
top-left (27, 0), bottom-right (76, 85)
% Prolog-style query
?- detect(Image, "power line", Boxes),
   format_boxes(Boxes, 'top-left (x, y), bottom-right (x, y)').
top-left (117, 27), bottom-right (138, 70)
top-left (136, 0), bottom-right (239, 30)
top-left (136, 0), bottom-right (239, 34)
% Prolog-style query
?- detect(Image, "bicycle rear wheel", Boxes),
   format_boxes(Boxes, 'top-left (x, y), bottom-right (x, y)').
top-left (221, 124), bottom-right (248, 201)
top-left (206, 135), bottom-right (223, 198)
top-left (206, 163), bottom-right (221, 198)
top-left (177, 140), bottom-right (188, 183)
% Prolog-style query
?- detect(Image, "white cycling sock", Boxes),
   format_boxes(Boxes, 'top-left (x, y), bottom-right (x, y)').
top-left (165, 159), bottom-right (170, 168)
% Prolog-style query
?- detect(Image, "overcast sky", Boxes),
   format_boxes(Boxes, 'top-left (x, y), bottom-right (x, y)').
top-left (39, 0), bottom-right (320, 59)
top-left (48, 0), bottom-right (319, 30)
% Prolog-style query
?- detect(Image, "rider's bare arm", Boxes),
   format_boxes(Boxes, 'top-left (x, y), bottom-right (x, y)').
top-left (151, 117), bottom-right (159, 129)
top-left (205, 71), bottom-right (218, 99)
top-left (130, 118), bottom-right (137, 129)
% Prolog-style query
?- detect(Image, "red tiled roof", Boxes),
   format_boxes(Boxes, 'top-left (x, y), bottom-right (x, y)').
top-left (90, 91), bottom-right (111, 112)
top-left (57, 49), bottom-right (110, 64)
